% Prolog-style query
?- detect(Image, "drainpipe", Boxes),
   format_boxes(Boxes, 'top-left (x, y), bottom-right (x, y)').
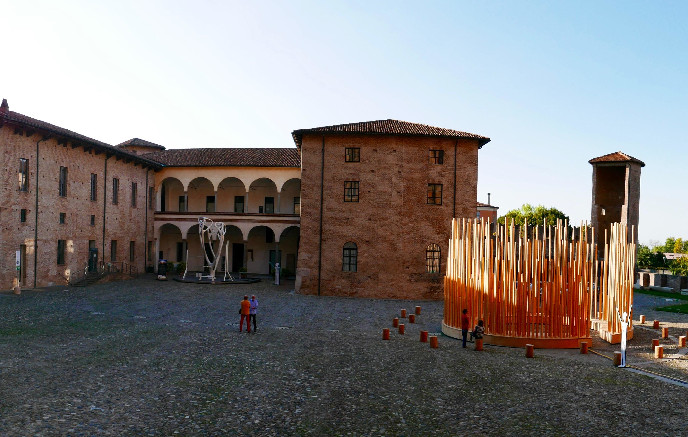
top-left (102, 155), bottom-right (110, 261)
top-left (33, 136), bottom-right (50, 289)
top-left (317, 136), bottom-right (325, 296)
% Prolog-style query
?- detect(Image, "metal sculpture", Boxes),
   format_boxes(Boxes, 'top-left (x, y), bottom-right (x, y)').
top-left (198, 217), bottom-right (227, 282)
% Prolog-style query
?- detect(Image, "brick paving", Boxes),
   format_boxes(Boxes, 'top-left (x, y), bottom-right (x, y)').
top-left (1, 277), bottom-right (687, 436)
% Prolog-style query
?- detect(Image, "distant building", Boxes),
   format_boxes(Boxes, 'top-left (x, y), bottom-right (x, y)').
top-left (477, 201), bottom-right (499, 222)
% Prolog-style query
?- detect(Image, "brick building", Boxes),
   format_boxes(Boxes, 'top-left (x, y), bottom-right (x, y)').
top-left (292, 120), bottom-right (490, 299)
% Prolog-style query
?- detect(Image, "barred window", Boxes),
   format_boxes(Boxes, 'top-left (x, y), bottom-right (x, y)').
top-left (344, 181), bottom-right (359, 202)
top-left (345, 147), bottom-right (360, 162)
top-left (429, 150), bottom-right (444, 164)
top-left (112, 178), bottom-right (119, 204)
top-left (131, 182), bottom-right (137, 207)
top-left (149, 187), bottom-right (155, 210)
top-left (58, 166), bottom-right (68, 197)
top-left (129, 241), bottom-right (135, 262)
top-left (19, 158), bottom-right (29, 191)
top-left (90, 174), bottom-right (97, 201)
top-left (427, 183), bottom-right (442, 205)
top-left (426, 243), bottom-right (441, 273)
top-left (57, 240), bottom-right (66, 265)
top-left (111, 240), bottom-right (117, 262)
top-left (343, 242), bottom-right (358, 272)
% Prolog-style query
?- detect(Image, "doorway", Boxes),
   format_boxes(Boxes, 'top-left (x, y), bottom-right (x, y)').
top-left (232, 243), bottom-right (244, 272)
top-left (269, 250), bottom-right (282, 274)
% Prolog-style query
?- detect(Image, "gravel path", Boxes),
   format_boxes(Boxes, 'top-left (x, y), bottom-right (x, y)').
top-left (1, 277), bottom-right (687, 436)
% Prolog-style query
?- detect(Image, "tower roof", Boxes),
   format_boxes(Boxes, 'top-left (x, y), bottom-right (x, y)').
top-left (589, 151), bottom-right (645, 167)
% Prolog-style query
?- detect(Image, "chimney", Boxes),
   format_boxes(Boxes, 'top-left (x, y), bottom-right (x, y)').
top-left (0, 98), bottom-right (8, 114)
top-left (487, 193), bottom-right (491, 206)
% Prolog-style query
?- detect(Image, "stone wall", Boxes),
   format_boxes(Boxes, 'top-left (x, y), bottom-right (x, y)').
top-left (296, 133), bottom-right (480, 300)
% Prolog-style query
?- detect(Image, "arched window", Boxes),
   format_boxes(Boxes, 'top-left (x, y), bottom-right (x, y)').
top-left (343, 242), bottom-right (357, 272)
top-left (426, 244), bottom-right (441, 273)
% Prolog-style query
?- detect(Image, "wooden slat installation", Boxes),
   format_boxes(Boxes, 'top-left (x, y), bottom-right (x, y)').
top-left (443, 218), bottom-right (609, 348)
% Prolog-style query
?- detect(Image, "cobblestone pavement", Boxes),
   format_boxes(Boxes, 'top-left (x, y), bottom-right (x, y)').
top-left (1, 277), bottom-right (687, 436)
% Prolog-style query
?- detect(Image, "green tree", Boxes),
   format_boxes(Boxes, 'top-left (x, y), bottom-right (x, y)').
top-left (673, 238), bottom-right (685, 254)
top-left (497, 204), bottom-right (570, 227)
top-left (669, 256), bottom-right (688, 276)
top-left (637, 244), bottom-right (666, 270)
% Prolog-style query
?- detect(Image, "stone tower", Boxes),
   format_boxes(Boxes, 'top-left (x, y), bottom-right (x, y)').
top-left (589, 151), bottom-right (644, 253)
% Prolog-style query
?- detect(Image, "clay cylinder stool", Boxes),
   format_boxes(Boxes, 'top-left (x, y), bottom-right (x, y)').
top-left (613, 351), bottom-right (622, 366)
top-left (420, 330), bottom-right (428, 342)
top-left (382, 328), bottom-right (390, 340)
top-left (429, 336), bottom-right (438, 348)
top-left (392, 318), bottom-right (399, 328)
top-left (652, 339), bottom-right (660, 348)
top-left (415, 306), bottom-right (421, 315)
top-left (653, 320), bottom-right (660, 329)
top-left (475, 338), bottom-right (483, 351)
top-left (398, 324), bottom-right (405, 335)
top-left (654, 345), bottom-right (664, 359)
top-left (409, 314), bottom-right (416, 324)
top-left (678, 336), bottom-right (686, 348)
top-left (400, 309), bottom-right (407, 318)
top-left (580, 342), bottom-right (589, 354)
top-left (639, 315), bottom-right (646, 324)
top-left (662, 327), bottom-right (669, 339)
top-left (525, 344), bottom-right (534, 358)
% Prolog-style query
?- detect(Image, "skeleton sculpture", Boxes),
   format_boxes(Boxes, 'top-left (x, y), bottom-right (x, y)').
top-left (198, 217), bottom-right (227, 281)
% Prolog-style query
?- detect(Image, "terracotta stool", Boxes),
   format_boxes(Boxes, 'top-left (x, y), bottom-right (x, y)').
top-left (662, 327), bottom-right (668, 339)
top-left (382, 328), bottom-right (390, 340)
top-left (654, 345), bottom-right (664, 359)
top-left (475, 338), bottom-right (483, 351)
top-left (398, 324), bottom-right (405, 335)
top-left (420, 330), bottom-right (428, 342)
top-left (580, 342), bottom-right (589, 354)
top-left (415, 306), bottom-right (421, 315)
top-left (392, 318), bottom-right (399, 328)
top-left (653, 320), bottom-right (660, 329)
top-left (409, 314), bottom-right (415, 324)
top-left (429, 336), bottom-right (438, 348)
top-left (678, 336), bottom-right (686, 348)
top-left (613, 351), bottom-right (622, 366)
top-left (400, 309), bottom-right (407, 318)
top-left (639, 315), bottom-right (646, 324)
top-left (525, 344), bottom-right (534, 358)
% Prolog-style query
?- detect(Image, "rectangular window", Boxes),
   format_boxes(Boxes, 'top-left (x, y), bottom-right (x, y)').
top-left (129, 241), bottom-right (135, 262)
top-left (293, 196), bottom-right (301, 214)
top-left (234, 196), bottom-right (245, 213)
top-left (149, 187), bottom-right (155, 210)
top-left (148, 241), bottom-right (153, 263)
top-left (20, 209), bottom-right (27, 223)
top-left (111, 240), bottom-right (117, 262)
top-left (59, 212), bottom-right (66, 224)
top-left (206, 196), bottom-right (216, 213)
top-left (427, 184), bottom-right (443, 205)
top-left (90, 173), bottom-right (97, 201)
top-left (265, 197), bottom-right (274, 214)
top-left (90, 215), bottom-right (95, 226)
top-left (131, 182), bottom-right (137, 207)
top-left (57, 240), bottom-right (66, 265)
top-left (429, 150), bottom-right (444, 164)
top-left (18, 158), bottom-right (29, 191)
top-left (178, 195), bottom-right (186, 212)
top-left (345, 147), bottom-right (360, 162)
top-left (112, 178), bottom-right (119, 204)
top-left (343, 243), bottom-right (358, 272)
top-left (344, 181), bottom-right (359, 202)
top-left (59, 166), bottom-right (68, 197)
top-left (176, 242), bottom-right (184, 262)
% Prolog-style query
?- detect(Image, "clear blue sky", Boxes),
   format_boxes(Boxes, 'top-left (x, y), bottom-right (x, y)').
top-left (2, 0), bottom-right (686, 244)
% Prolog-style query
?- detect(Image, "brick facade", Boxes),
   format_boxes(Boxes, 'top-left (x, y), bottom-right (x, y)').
top-left (295, 133), bottom-right (483, 299)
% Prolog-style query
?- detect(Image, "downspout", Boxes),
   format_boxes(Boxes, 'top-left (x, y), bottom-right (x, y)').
top-left (102, 155), bottom-right (110, 261)
top-left (453, 140), bottom-right (458, 218)
top-left (317, 136), bottom-right (325, 296)
top-left (33, 136), bottom-right (50, 289)
top-left (144, 168), bottom-right (149, 272)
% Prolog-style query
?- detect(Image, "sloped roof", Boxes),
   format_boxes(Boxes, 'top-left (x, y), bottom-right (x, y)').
top-left (116, 138), bottom-right (166, 150)
top-left (589, 151), bottom-right (645, 167)
top-left (143, 148), bottom-right (300, 167)
top-left (0, 101), bottom-right (161, 169)
top-left (292, 119), bottom-right (490, 148)
top-left (477, 201), bottom-right (498, 209)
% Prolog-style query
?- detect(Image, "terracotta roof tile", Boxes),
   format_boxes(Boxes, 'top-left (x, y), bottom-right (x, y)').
top-left (589, 151), bottom-right (645, 167)
top-left (477, 201), bottom-right (498, 208)
top-left (143, 148), bottom-right (300, 167)
top-left (116, 138), bottom-right (166, 150)
top-left (0, 108), bottom-right (161, 168)
top-left (292, 119), bottom-right (490, 148)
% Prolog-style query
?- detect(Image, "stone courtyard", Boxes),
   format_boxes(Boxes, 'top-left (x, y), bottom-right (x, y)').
top-left (1, 277), bottom-right (687, 436)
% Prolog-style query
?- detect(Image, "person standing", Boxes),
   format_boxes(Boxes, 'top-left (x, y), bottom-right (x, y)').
top-left (239, 295), bottom-right (251, 333)
top-left (461, 309), bottom-right (470, 348)
top-left (249, 295), bottom-right (258, 332)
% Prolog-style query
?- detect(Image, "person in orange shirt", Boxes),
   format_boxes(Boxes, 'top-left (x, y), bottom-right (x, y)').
top-left (239, 295), bottom-right (251, 333)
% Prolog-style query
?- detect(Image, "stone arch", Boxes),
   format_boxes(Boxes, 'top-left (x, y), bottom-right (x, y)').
top-left (158, 177), bottom-right (184, 212)
top-left (280, 178), bottom-right (301, 214)
top-left (217, 177), bottom-right (247, 213)
top-left (279, 226), bottom-right (300, 275)
top-left (247, 178), bottom-right (278, 214)
top-left (188, 177), bottom-right (216, 213)
top-left (158, 223), bottom-right (183, 263)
